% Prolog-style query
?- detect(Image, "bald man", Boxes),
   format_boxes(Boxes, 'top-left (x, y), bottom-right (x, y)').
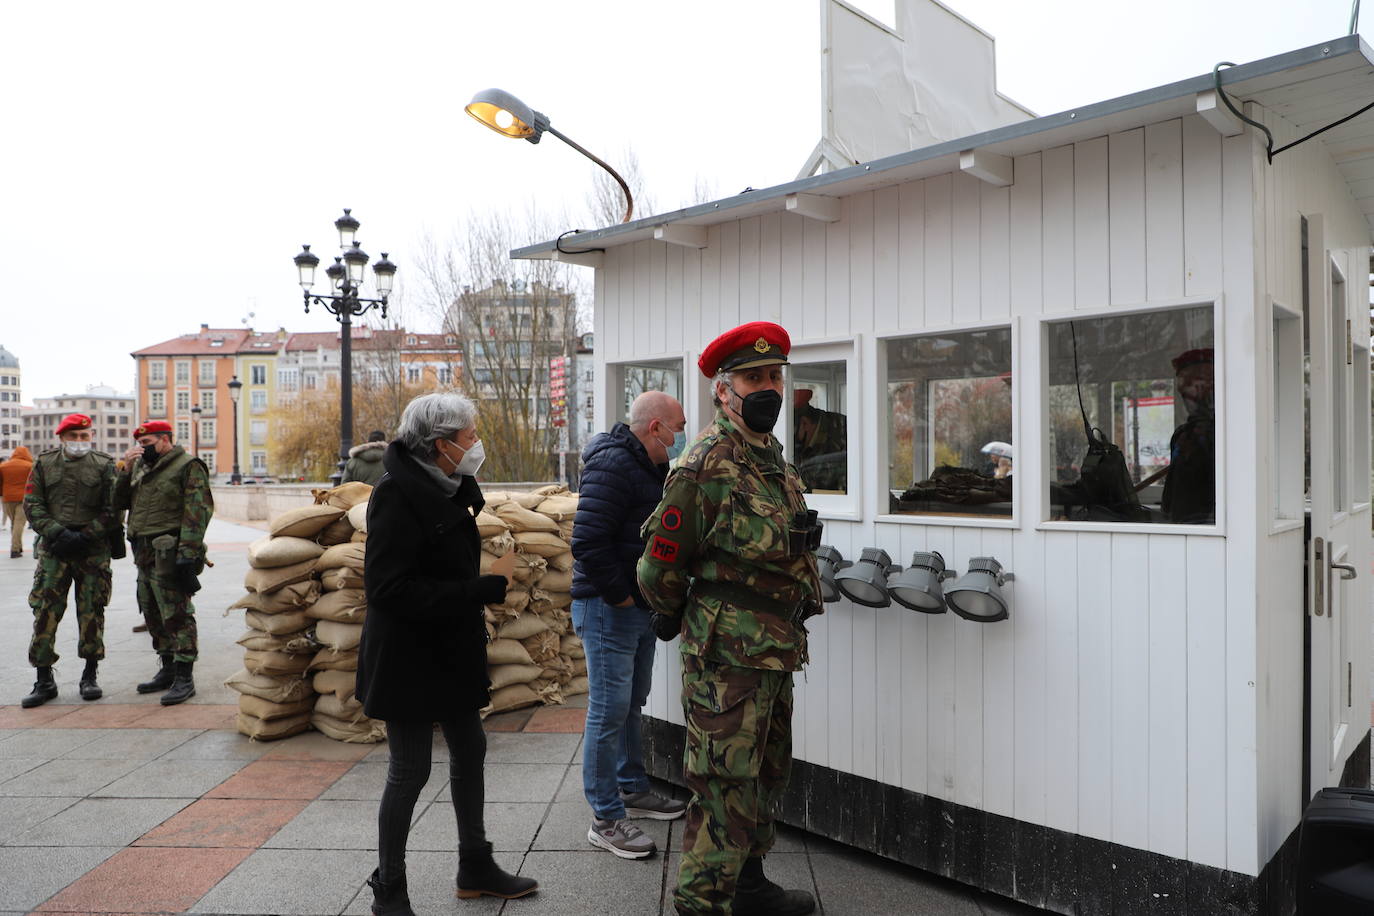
top-left (571, 390), bottom-right (689, 858)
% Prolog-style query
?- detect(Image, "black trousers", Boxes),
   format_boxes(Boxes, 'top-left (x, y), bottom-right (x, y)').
top-left (378, 712), bottom-right (487, 880)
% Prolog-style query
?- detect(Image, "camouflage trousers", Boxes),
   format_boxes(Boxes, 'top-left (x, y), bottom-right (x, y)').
top-left (674, 655), bottom-right (793, 915)
top-left (27, 541), bottom-right (112, 667)
top-left (135, 561), bottom-right (198, 663)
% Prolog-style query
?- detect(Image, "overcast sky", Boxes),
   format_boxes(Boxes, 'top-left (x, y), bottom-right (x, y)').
top-left (1, 0), bottom-right (1357, 404)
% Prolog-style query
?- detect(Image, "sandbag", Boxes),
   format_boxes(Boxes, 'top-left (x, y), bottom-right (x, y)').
top-left (312, 668), bottom-right (357, 701)
top-left (270, 504), bottom-right (346, 538)
top-left (486, 682), bottom-right (540, 714)
top-left (312, 710), bottom-right (386, 743)
top-left (476, 510), bottom-right (508, 538)
top-left (314, 619), bottom-right (363, 651)
top-left (495, 502), bottom-right (559, 533)
top-left (521, 630), bottom-right (560, 664)
top-left (315, 691), bottom-right (366, 723)
top-left (316, 481), bottom-right (373, 510)
top-left (237, 711), bottom-right (311, 741)
top-left (238, 694), bottom-right (317, 721)
top-left (538, 608), bottom-right (571, 637)
top-left (558, 520), bottom-right (574, 540)
top-left (513, 531), bottom-right (568, 558)
top-left (571, 656), bottom-right (588, 678)
top-left (243, 648), bottom-right (312, 676)
top-left (305, 588), bottom-right (367, 622)
top-left (224, 668), bottom-right (314, 704)
top-left (544, 590), bottom-right (573, 610)
top-left (310, 647), bottom-right (359, 671)
top-left (532, 679), bottom-right (565, 706)
top-left (488, 663), bottom-right (543, 691)
top-left (317, 542), bottom-right (367, 572)
top-left (510, 491), bottom-right (547, 509)
top-left (230, 579), bottom-right (321, 614)
top-left (531, 484), bottom-right (569, 498)
top-left (480, 490), bottom-right (513, 508)
top-left (315, 516), bottom-right (355, 547)
top-left (537, 567), bottom-right (572, 592)
top-left (486, 638), bottom-right (535, 667)
top-left (236, 629), bottom-right (318, 654)
top-left (350, 530), bottom-right (367, 543)
top-left (483, 552), bottom-right (542, 585)
top-left (536, 494), bottom-right (579, 521)
top-left (563, 675), bottom-right (589, 697)
top-left (248, 536), bottom-right (324, 570)
top-left (244, 558), bottom-right (317, 594)
top-left (487, 587), bottom-right (529, 618)
top-left (347, 500), bottom-right (369, 532)
top-left (546, 550), bottom-right (574, 572)
top-left (244, 608), bottom-right (311, 636)
top-left (320, 567), bottom-right (364, 591)
top-left (496, 612), bottom-right (548, 640)
top-left (560, 634), bottom-right (585, 659)
top-left (481, 532), bottom-right (515, 556)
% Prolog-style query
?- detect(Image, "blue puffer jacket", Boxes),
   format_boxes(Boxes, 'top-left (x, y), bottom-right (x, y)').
top-left (571, 423), bottom-right (668, 608)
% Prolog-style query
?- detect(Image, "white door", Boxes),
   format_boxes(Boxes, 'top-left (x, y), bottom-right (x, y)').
top-left (1306, 214), bottom-right (1363, 795)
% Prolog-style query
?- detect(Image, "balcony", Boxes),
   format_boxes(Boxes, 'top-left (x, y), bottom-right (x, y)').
top-left (146, 408), bottom-right (166, 419)
top-left (196, 435), bottom-right (217, 447)
top-left (146, 378), bottom-right (166, 388)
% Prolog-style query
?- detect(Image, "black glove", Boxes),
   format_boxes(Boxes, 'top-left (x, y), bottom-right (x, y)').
top-left (49, 529), bottom-right (86, 559)
top-left (650, 613), bottom-right (680, 642)
top-left (175, 559), bottom-right (202, 596)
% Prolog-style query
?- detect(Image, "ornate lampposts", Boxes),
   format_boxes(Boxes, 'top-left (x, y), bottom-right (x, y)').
top-left (227, 376), bottom-right (243, 485)
top-left (292, 209), bottom-right (396, 484)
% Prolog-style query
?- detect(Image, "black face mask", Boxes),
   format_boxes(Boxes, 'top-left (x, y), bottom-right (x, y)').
top-left (729, 386), bottom-right (783, 434)
top-left (142, 444), bottom-right (160, 465)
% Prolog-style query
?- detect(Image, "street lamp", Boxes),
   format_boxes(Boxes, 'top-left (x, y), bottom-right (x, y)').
top-left (293, 209), bottom-right (396, 485)
top-left (226, 376), bottom-right (242, 485)
top-left (190, 403), bottom-right (201, 462)
top-left (465, 88), bottom-right (634, 223)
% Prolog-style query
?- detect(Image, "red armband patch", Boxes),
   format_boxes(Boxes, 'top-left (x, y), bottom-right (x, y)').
top-left (661, 506), bottom-right (683, 532)
top-left (650, 535), bottom-right (680, 563)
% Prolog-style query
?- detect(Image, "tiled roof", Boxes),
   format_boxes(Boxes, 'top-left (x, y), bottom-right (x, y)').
top-left (131, 329), bottom-right (250, 357)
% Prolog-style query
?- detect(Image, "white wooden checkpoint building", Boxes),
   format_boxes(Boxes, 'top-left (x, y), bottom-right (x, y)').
top-left (515, 26), bottom-right (1374, 916)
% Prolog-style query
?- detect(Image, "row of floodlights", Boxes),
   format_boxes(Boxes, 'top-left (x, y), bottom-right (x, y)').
top-left (816, 548), bottom-right (1013, 622)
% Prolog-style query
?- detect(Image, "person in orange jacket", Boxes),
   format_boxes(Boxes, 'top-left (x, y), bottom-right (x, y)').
top-left (0, 445), bottom-right (34, 557)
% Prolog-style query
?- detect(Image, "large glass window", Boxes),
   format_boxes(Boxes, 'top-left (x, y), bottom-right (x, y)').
top-left (614, 359), bottom-right (682, 421)
top-left (885, 327), bottom-right (1013, 517)
top-left (791, 360), bottom-right (849, 494)
top-left (1045, 305), bottom-right (1215, 524)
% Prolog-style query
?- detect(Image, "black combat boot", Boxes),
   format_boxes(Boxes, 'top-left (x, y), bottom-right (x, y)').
top-left (136, 655), bottom-right (175, 694)
top-left (456, 841), bottom-right (538, 899)
top-left (20, 666), bottom-right (58, 708)
top-left (160, 661), bottom-right (195, 706)
top-left (79, 659), bottom-right (102, 701)
top-left (733, 856), bottom-right (815, 916)
top-left (366, 868), bottom-right (416, 916)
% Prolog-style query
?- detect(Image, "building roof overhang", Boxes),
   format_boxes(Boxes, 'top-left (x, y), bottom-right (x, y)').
top-left (514, 35), bottom-right (1374, 263)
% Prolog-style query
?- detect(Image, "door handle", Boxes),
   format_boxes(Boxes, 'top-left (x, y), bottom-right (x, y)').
top-left (1331, 561), bottom-right (1358, 581)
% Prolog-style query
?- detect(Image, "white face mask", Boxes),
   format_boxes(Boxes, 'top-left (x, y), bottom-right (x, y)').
top-left (454, 439), bottom-right (485, 477)
top-left (63, 442), bottom-right (92, 458)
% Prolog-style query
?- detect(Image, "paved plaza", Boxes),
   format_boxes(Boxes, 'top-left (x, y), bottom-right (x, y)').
top-left (0, 516), bottom-right (1042, 915)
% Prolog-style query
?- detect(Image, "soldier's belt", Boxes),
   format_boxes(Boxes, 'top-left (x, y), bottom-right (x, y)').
top-left (691, 580), bottom-right (819, 624)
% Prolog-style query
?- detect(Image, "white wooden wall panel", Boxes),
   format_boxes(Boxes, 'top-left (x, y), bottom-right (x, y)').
top-left (1043, 531), bottom-right (1080, 834)
top-left (803, 218), bottom-right (828, 339)
top-left (1182, 114), bottom-right (1223, 298)
top-left (897, 522), bottom-right (931, 795)
top-left (779, 214), bottom-right (805, 336)
top-left (1074, 137), bottom-right (1110, 310)
top-left (953, 527), bottom-right (986, 811)
top-left (1042, 146), bottom-right (1076, 310)
top-left (1075, 533), bottom-right (1113, 841)
top-left (897, 180), bottom-right (926, 330)
top-left (874, 187), bottom-right (901, 334)
top-left (1108, 129), bottom-right (1147, 306)
top-left (718, 222), bottom-right (740, 329)
top-left (981, 527), bottom-right (1015, 818)
top-left (826, 201), bottom-right (851, 338)
top-left (759, 213), bottom-right (782, 324)
top-left (1009, 153), bottom-right (1042, 322)
top-left (926, 526), bottom-right (958, 802)
top-left (1148, 536), bottom-right (1189, 859)
top-left (738, 217), bottom-right (760, 324)
top-left (980, 182), bottom-right (1011, 322)
top-left (700, 228), bottom-right (721, 356)
top-left (1145, 120), bottom-right (1185, 301)
top-left (682, 246), bottom-right (702, 363)
top-left (1110, 533), bottom-right (1150, 851)
top-left (923, 175), bottom-right (953, 326)
top-left (665, 245), bottom-right (684, 363)
top-left (1012, 529), bottom-right (1047, 826)
top-left (951, 173), bottom-right (982, 326)
top-left (601, 247), bottom-right (619, 364)
top-left (634, 241), bottom-right (651, 359)
top-left (649, 239), bottom-right (667, 356)
top-left (847, 191), bottom-right (875, 337)
top-left (1187, 535), bottom-right (1229, 870)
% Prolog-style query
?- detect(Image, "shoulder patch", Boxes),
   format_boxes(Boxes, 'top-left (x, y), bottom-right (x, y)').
top-left (649, 535), bottom-right (681, 563)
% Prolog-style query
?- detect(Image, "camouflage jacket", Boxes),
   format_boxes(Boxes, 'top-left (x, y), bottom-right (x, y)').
top-left (114, 447), bottom-right (214, 563)
top-left (636, 410), bottom-right (821, 672)
top-left (24, 449), bottom-right (117, 542)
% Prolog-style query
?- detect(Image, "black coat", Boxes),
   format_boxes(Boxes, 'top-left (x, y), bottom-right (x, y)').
top-left (570, 423), bottom-right (668, 609)
top-left (356, 442), bottom-right (507, 721)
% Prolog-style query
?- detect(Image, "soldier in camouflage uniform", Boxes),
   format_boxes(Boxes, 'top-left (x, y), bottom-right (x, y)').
top-left (114, 420), bottom-right (213, 706)
top-left (637, 321), bottom-right (823, 916)
top-left (20, 413), bottom-right (118, 708)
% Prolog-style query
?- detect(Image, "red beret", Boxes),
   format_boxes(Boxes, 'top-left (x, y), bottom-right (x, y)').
top-left (134, 420), bottom-right (173, 438)
top-left (698, 321), bottom-right (791, 378)
top-left (55, 414), bottom-right (92, 436)
top-left (1171, 348), bottom-right (1214, 372)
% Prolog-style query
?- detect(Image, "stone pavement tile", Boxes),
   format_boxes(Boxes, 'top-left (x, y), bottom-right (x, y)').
top-left (484, 708), bottom-right (536, 732)
top-left (0, 796), bottom-right (81, 844)
top-left (410, 801), bottom-right (547, 853)
top-left (157, 729), bottom-right (274, 762)
top-left (0, 757), bottom-right (46, 784)
top-left (260, 731), bottom-right (376, 763)
top-left (485, 731), bottom-right (581, 764)
top-left (340, 850), bottom-right (505, 915)
top-left (0, 728), bottom-right (111, 758)
top-left (261, 799), bottom-right (379, 850)
top-left (205, 759), bottom-right (352, 800)
top-left (660, 852), bottom-right (811, 916)
top-left (0, 705), bottom-right (78, 729)
top-left (36, 846), bottom-right (252, 913)
top-left (485, 762), bottom-right (567, 803)
top-left (60, 727), bottom-right (200, 760)
top-left (524, 706), bottom-right (587, 733)
top-left (126, 704), bottom-right (237, 730)
top-left (92, 758), bottom-right (247, 799)
top-left (0, 845), bottom-right (121, 911)
top-left (534, 801), bottom-right (673, 852)
top-left (6, 796), bottom-right (192, 847)
top-left (0, 757), bottom-right (142, 798)
top-left (556, 764), bottom-right (584, 803)
top-left (136, 797), bottom-right (309, 848)
top-left (319, 760), bottom-right (449, 803)
top-left (516, 850), bottom-right (666, 916)
top-left (809, 848), bottom-right (983, 916)
top-left (188, 847), bottom-right (375, 915)
top-left (41, 704), bottom-right (159, 729)
top-left (364, 726), bottom-right (450, 761)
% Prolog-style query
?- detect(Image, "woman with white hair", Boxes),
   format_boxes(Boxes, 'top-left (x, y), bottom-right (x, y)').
top-left (356, 392), bottom-right (537, 913)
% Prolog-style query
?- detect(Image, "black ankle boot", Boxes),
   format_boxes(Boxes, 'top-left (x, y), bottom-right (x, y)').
top-left (137, 655), bottom-right (174, 694)
top-left (160, 661), bottom-right (195, 706)
top-left (79, 660), bottom-right (102, 701)
top-left (21, 666), bottom-right (58, 708)
top-left (366, 868), bottom-right (416, 916)
top-left (733, 856), bottom-right (815, 916)
top-left (456, 841), bottom-right (538, 899)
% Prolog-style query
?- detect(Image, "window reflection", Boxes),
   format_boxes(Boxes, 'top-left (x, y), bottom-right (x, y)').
top-left (792, 361), bottom-right (848, 494)
top-left (617, 360), bottom-right (683, 420)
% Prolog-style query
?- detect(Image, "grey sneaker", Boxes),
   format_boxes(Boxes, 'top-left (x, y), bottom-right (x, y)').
top-left (621, 789), bottom-right (688, 820)
top-left (587, 817), bottom-right (656, 859)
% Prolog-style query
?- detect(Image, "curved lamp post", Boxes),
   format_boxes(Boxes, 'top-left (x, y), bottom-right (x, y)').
top-left (465, 88), bottom-right (634, 224)
top-left (292, 209), bottom-right (396, 484)
top-left (226, 376), bottom-right (242, 485)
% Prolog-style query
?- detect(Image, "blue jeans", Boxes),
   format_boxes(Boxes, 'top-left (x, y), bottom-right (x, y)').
top-left (572, 595), bottom-right (656, 820)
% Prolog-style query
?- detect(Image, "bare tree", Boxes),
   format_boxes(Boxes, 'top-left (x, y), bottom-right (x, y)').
top-left (585, 146), bottom-right (655, 227)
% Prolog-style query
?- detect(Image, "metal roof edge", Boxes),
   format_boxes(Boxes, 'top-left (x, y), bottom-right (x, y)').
top-left (513, 34), bottom-right (1367, 261)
